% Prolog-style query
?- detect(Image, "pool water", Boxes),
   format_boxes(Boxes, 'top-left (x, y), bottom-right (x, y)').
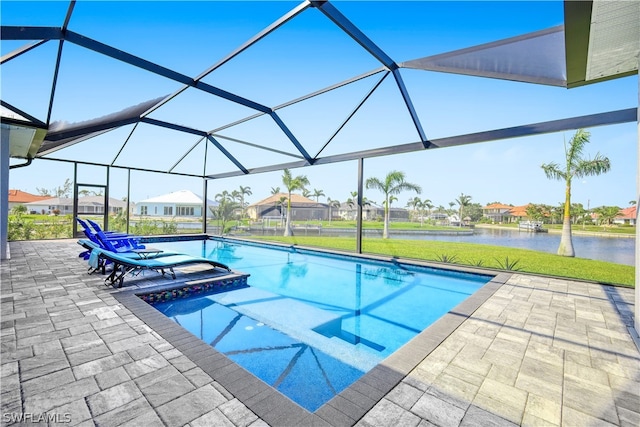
top-left (147, 238), bottom-right (492, 411)
top-left (152, 297), bottom-right (364, 411)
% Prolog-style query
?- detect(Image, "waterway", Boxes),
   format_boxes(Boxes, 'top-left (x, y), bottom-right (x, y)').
top-left (237, 225), bottom-right (635, 266)
top-left (394, 226), bottom-right (635, 266)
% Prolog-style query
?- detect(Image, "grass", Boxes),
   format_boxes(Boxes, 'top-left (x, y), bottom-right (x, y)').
top-left (245, 235), bottom-right (635, 287)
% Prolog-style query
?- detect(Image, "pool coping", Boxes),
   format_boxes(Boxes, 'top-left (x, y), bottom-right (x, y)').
top-left (112, 238), bottom-right (511, 426)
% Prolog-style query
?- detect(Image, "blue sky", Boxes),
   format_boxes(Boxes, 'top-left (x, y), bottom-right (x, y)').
top-left (3, 1), bottom-right (638, 209)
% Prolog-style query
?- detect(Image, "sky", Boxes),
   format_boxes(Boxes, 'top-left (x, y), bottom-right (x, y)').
top-left (3, 0), bottom-right (638, 210)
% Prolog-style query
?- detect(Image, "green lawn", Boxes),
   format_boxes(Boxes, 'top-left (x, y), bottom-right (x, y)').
top-left (246, 235), bottom-right (634, 287)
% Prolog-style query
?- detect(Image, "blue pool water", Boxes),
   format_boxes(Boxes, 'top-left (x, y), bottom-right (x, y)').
top-left (147, 238), bottom-right (492, 411)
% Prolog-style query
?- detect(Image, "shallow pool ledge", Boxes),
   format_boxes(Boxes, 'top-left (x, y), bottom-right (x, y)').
top-left (111, 266), bottom-right (510, 426)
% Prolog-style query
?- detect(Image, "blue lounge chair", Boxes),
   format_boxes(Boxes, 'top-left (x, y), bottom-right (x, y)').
top-left (76, 218), bottom-right (146, 255)
top-left (86, 219), bottom-right (143, 244)
top-left (78, 238), bottom-right (176, 274)
top-left (85, 246), bottom-right (232, 287)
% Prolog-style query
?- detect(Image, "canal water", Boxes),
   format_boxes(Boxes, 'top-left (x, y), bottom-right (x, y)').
top-left (394, 227), bottom-right (635, 266)
top-left (238, 225), bottom-right (635, 266)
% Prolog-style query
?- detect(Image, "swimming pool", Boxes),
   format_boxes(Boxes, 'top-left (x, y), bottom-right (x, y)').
top-left (144, 238), bottom-right (492, 411)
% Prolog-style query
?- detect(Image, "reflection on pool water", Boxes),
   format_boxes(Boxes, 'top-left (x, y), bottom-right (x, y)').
top-left (146, 238), bottom-right (492, 411)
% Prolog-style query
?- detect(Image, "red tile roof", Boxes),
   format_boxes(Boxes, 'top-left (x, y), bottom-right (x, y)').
top-left (8, 189), bottom-right (51, 204)
top-left (618, 206), bottom-right (636, 220)
top-left (507, 204), bottom-right (531, 217)
top-left (482, 203), bottom-right (512, 210)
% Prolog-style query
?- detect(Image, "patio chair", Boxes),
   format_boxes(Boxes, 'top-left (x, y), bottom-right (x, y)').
top-left (76, 218), bottom-right (146, 255)
top-left (87, 246), bottom-right (232, 288)
top-left (85, 219), bottom-right (146, 249)
top-left (78, 239), bottom-right (177, 275)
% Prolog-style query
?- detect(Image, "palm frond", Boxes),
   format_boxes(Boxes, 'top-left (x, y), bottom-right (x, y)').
top-left (565, 129), bottom-right (590, 167)
top-left (541, 162), bottom-right (565, 180)
top-left (574, 155), bottom-right (611, 178)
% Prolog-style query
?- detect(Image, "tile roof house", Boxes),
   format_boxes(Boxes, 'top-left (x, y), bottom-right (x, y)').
top-left (136, 190), bottom-right (216, 218)
top-left (7, 189), bottom-right (50, 212)
top-left (506, 204), bottom-right (532, 222)
top-left (247, 193), bottom-right (328, 221)
top-left (481, 203), bottom-right (514, 223)
top-left (614, 206), bottom-right (637, 225)
top-left (23, 196), bottom-right (127, 216)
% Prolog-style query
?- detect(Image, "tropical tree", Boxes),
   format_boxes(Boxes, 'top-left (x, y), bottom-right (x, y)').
top-left (423, 199), bottom-right (433, 224)
top-left (525, 204), bottom-right (548, 222)
top-left (37, 178), bottom-right (72, 198)
top-left (212, 192), bottom-right (240, 235)
top-left (593, 205), bottom-right (622, 228)
top-left (346, 191), bottom-right (359, 220)
top-left (312, 188), bottom-right (325, 203)
top-left (455, 193), bottom-right (472, 227)
top-left (237, 185), bottom-right (252, 219)
top-left (406, 197), bottom-right (422, 222)
top-left (11, 204), bottom-right (27, 216)
top-left (326, 197), bottom-right (341, 222)
top-left (365, 171), bottom-right (421, 238)
top-left (541, 129), bottom-right (611, 256)
top-left (465, 203), bottom-right (484, 223)
top-left (277, 196), bottom-right (288, 226)
top-left (302, 188), bottom-right (312, 198)
top-left (346, 191), bottom-right (372, 221)
top-left (281, 169), bottom-right (310, 236)
top-left (270, 186), bottom-right (280, 195)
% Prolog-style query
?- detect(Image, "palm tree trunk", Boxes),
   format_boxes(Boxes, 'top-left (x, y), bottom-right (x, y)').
top-left (383, 204), bottom-right (389, 239)
top-left (284, 196), bottom-right (293, 236)
top-left (557, 183), bottom-right (575, 256)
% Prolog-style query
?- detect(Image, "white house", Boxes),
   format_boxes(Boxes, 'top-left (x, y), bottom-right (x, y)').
top-left (24, 196), bottom-right (127, 215)
top-left (136, 190), bottom-right (217, 218)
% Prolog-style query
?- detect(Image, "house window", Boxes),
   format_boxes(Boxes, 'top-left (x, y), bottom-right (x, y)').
top-left (164, 206), bottom-right (173, 216)
top-left (140, 206), bottom-right (147, 215)
top-left (178, 206), bottom-right (194, 216)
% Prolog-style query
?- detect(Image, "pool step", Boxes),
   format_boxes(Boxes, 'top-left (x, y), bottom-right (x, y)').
top-left (184, 271), bottom-right (249, 286)
top-left (138, 272), bottom-right (250, 304)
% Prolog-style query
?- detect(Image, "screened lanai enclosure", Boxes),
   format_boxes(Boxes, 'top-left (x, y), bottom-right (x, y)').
top-left (1, 1), bottom-right (639, 327)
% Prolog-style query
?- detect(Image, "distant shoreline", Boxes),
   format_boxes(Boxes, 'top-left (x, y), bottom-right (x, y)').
top-left (474, 223), bottom-right (635, 239)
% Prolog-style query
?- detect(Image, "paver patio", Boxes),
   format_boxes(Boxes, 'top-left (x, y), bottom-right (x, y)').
top-left (1, 239), bottom-right (638, 426)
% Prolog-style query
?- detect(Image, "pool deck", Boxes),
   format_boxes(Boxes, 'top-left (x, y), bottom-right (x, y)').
top-left (1, 239), bottom-right (638, 427)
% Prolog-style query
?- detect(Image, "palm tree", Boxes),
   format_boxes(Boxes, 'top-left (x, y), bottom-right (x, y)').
top-left (593, 205), bottom-right (622, 228)
top-left (346, 191), bottom-right (358, 220)
top-left (406, 197), bottom-right (422, 222)
top-left (365, 171), bottom-right (421, 238)
top-left (423, 199), bottom-right (433, 225)
top-left (277, 196), bottom-right (288, 226)
top-left (213, 191), bottom-right (240, 235)
top-left (346, 191), bottom-right (373, 220)
top-left (271, 186), bottom-right (281, 195)
top-left (281, 169), bottom-right (310, 236)
top-left (237, 186), bottom-right (252, 219)
top-left (541, 129), bottom-right (611, 256)
top-left (455, 193), bottom-right (472, 227)
top-left (312, 188), bottom-right (325, 203)
top-left (326, 197), bottom-right (341, 222)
